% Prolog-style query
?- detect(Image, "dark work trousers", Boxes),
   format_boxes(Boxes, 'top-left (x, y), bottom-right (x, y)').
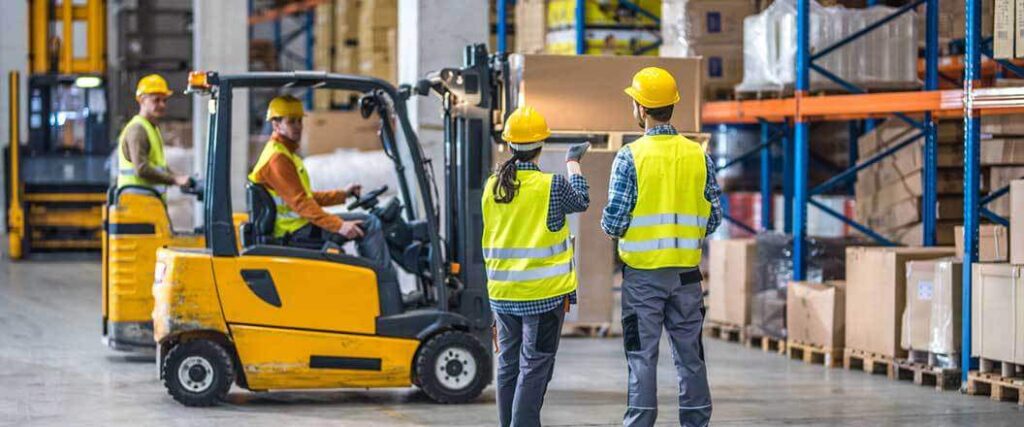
top-left (494, 305), bottom-right (567, 427)
top-left (621, 266), bottom-right (711, 427)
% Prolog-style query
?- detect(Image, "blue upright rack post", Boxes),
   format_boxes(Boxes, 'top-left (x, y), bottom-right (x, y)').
top-left (576, 0), bottom-right (586, 55)
top-left (761, 122), bottom-right (773, 231)
top-left (793, 0), bottom-right (810, 280)
top-left (497, 0), bottom-right (509, 54)
top-left (961, 0), bottom-right (982, 388)
top-left (922, 0), bottom-right (939, 246)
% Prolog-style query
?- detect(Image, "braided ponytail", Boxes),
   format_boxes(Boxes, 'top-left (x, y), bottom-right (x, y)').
top-left (492, 148), bottom-right (541, 204)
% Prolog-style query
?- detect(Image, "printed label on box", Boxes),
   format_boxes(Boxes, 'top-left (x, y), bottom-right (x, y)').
top-left (708, 57), bottom-right (723, 78)
top-left (707, 12), bottom-right (722, 34)
top-left (917, 280), bottom-right (934, 300)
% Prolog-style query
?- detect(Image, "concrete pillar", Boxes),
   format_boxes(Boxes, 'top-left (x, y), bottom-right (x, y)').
top-left (0, 1), bottom-right (29, 234)
top-left (192, 0), bottom-right (249, 222)
top-left (397, 0), bottom-right (488, 218)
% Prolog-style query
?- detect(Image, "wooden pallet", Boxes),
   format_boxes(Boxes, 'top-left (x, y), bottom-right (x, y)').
top-left (785, 340), bottom-right (842, 368)
top-left (967, 370), bottom-right (1024, 406)
top-left (702, 321), bottom-right (744, 344)
top-left (561, 322), bottom-right (612, 337)
top-left (843, 348), bottom-right (895, 377)
top-left (892, 356), bottom-right (961, 391)
top-left (746, 334), bottom-right (786, 355)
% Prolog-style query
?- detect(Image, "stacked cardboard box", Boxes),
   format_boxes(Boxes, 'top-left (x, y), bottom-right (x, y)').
top-left (955, 224), bottom-right (1010, 262)
top-left (854, 120), bottom-right (964, 246)
top-left (901, 258), bottom-right (962, 366)
top-left (707, 239), bottom-right (758, 328)
top-left (968, 180), bottom-right (1024, 368)
top-left (358, 0), bottom-right (397, 83)
top-left (919, 0), bottom-right (994, 53)
top-left (787, 281), bottom-right (845, 350)
top-left (661, 0), bottom-right (756, 100)
top-left (515, 0), bottom-right (547, 54)
top-left (544, 0), bottom-right (661, 55)
top-left (845, 246), bottom-right (956, 360)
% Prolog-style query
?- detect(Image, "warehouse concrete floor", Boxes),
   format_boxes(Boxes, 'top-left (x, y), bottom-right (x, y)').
top-left (2, 254), bottom-right (1022, 426)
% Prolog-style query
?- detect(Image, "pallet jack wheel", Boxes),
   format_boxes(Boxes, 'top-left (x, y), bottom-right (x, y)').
top-left (414, 330), bottom-right (490, 404)
top-left (161, 339), bottom-right (235, 407)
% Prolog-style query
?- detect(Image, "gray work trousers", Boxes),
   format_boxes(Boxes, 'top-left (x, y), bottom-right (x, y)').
top-left (494, 306), bottom-right (566, 427)
top-left (621, 266), bottom-right (711, 427)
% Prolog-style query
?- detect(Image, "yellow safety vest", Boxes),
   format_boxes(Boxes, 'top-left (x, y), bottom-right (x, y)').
top-left (618, 134), bottom-right (711, 269)
top-left (481, 170), bottom-right (577, 301)
top-left (117, 115), bottom-right (168, 194)
top-left (248, 139), bottom-right (313, 238)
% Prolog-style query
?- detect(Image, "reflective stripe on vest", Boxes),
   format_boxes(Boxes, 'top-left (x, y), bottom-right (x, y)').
top-left (481, 170), bottom-right (578, 302)
top-left (618, 134), bottom-right (711, 269)
top-left (116, 115), bottom-right (168, 195)
top-left (248, 139), bottom-right (314, 237)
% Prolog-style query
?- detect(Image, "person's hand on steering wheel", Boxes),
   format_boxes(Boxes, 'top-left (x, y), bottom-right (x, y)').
top-left (344, 183), bottom-right (362, 199)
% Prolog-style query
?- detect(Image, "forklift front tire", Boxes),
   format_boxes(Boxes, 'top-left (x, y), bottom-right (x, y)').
top-left (414, 330), bottom-right (490, 404)
top-left (161, 339), bottom-right (235, 407)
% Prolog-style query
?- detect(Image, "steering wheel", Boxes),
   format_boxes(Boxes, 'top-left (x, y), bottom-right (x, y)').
top-left (347, 185), bottom-right (388, 211)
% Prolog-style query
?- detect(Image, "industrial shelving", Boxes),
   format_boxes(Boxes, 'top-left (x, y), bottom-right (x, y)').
top-left (247, 0), bottom-right (322, 106)
top-left (495, 0), bottom-right (661, 55)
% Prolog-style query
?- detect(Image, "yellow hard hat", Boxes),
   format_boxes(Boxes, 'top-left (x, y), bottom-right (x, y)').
top-left (266, 95), bottom-right (305, 121)
top-left (624, 67), bottom-right (680, 108)
top-left (502, 105), bottom-right (551, 147)
top-left (136, 74), bottom-right (173, 98)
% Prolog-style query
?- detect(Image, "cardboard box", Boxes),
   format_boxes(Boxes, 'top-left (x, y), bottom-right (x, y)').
top-left (1012, 180), bottom-right (1024, 264)
top-left (787, 281), bottom-right (845, 349)
top-left (902, 259), bottom-right (962, 355)
top-left (845, 246), bottom-right (957, 358)
top-left (988, 166), bottom-right (1024, 216)
top-left (1017, 0), bottom-right (1024, 57)
top-left (662, 0), bottom-right (755, 46)
top-left (856, 143), bottom-right (963, 197)
top-left (515, 0), bottom-right (547, 54)
top-left (995, 0), bottom-right (1015, 58)
top-left (690, 43), bottom-right (743, 98)
top-left (981, 137), bottom-right (1024, 165)
top-left (889, 221), bottom-right (959, 247)
top-left (983, 114), bottom-right (1024, 137)
top-left (537, 149), bottom-right (618, 324)
top-left (856, 169), bottom-right (965, 216)
top-left (857, 120), bottom-right (961, 159)
top-left (971, 263), bottom-right (1024, 364)
top-left (707, 239), bottom-right (757, 327)
top-left (955, 224), bottom-right (1010, 262)
top-left (300, 111), bottom-right (382, 156)
top-left (510, 54), bottom-right (702, 133)
top-left (861, 196), bottom-right (962, 232)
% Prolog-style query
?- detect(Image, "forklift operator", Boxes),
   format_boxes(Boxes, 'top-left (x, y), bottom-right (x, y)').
top-left (248, 95), bottom-right (399, 288)
top-left (117, 74), bottom-right (192, 195)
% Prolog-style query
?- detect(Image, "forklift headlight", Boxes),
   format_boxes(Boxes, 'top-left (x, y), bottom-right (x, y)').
top-left (187, 71), bottom-right (210, 93)
top-left (74, 76), bottom-right (102, 88)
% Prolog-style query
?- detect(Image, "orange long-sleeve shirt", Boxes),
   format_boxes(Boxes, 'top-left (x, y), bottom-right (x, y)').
top-left (252, 135), bottom-right (348, 232)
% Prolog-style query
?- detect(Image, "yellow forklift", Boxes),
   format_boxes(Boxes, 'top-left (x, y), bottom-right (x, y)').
top-left (6, 0), bottom-right (110, 259)
top-left (153, 50), bottom-right (501, 406)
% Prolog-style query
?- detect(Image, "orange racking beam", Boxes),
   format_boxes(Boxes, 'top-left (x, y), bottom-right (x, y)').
top-left (703, 88), bottom-right (1024, 124)
top-left (249, 0), bottom-right (330, 25)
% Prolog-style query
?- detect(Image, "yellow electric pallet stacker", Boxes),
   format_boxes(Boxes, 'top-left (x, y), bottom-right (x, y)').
top-left (6, 1), bottom-right (110, 258)
top-left (154, 51), bottom-right (502, 406)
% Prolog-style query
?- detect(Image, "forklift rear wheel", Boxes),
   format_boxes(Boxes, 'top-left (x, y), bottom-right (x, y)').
top-left (161, 339), bottom-right (235, 407)
top-left (414, 331), bottom-right (489, 404)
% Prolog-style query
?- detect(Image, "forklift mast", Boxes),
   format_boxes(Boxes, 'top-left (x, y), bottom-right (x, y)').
top-left (424, 44), bottom-right (510, 331)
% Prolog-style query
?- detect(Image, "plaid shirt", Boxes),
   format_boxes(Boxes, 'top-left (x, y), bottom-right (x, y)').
top-left (601, 124), bottom-right (722, 238)
top-left (489, 162), bottom-right (588, 316)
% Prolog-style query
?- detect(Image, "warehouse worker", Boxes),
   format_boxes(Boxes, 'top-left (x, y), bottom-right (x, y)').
top-left (482, 106), bottom-right (591, 427)
top-left (249, 95), bottom-right (400, 310)
top-left (602, 67), bottom-right (722, 427)
top-left (117, 74), bottom-right (192, 195)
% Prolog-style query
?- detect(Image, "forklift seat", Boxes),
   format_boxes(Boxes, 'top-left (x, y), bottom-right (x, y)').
top-left (245, 182), bottom-right (323, 250)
